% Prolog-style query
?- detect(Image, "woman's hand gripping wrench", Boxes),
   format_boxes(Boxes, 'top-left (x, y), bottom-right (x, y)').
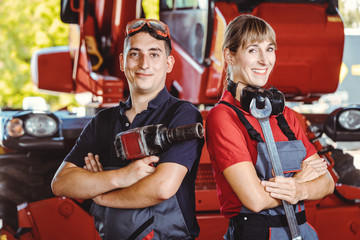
top-left (250, 97), bottom-right (302, 240)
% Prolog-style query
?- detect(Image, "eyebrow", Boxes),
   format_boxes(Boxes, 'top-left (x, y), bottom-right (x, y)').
top-left (129, 47), bottom-right (163, 52)
top-left (246, 43), bottom-right (275, 49)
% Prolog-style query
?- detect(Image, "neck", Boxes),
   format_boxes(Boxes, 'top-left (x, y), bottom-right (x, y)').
top-left (235, 81), bottom-right (248, 102)
top-left (126, 89), bottom-right (161, 123)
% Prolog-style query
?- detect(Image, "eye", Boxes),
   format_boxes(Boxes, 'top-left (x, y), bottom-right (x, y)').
top-left (248, 48), bottom-right (257, 54)
top-left (150, 53), bottom-right (159, 57)
top-left (267, 46), bottom-right (275, 52)
top-left (129, 52), bottom-right (139, 57)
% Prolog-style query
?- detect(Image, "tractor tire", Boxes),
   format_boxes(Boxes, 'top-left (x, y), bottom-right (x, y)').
top-left (338, 169), bottom-right (360, 188)
top-left (331, 148), bottom-right (355, 178)
top-left (331, 148), bottom-right (360, 187)
top-left (0, 152), bottom-right (64, 231)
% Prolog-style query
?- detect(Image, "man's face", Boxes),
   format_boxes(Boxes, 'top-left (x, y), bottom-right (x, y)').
top-left (120, 32), bottom-right (174, 96)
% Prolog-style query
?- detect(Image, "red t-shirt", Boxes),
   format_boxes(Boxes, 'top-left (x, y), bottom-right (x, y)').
top-left (205, 90), bottom-right (317, 218)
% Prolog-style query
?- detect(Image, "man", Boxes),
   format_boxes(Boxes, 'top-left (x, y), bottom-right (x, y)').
top-left (51, 19), bottom-right (204, 240)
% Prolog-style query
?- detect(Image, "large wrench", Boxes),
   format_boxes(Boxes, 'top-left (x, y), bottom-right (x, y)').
top-left (250, 97), bottom-right (302, 240)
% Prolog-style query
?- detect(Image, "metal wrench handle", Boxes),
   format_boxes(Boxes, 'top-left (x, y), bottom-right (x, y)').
top-left (250, 98), bottom-right (302, 240)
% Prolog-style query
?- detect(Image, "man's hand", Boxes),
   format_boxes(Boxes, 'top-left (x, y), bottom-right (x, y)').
top-left (122, 156), bottom-right (159, 187)
top-left (261, 176), bottom-right (303, 205)
top-left (294, 157), bottom-right (327, 183)
top-left (84, 153), bottom-right (103, 172)
top-left (83, 152), bottom-right (159, 188)
top-left (83, 153), bottom-right (159, 205)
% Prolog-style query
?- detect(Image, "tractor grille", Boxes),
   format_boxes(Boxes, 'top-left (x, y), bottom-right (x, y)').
top-left (195, 164), bottom-right (216, 190)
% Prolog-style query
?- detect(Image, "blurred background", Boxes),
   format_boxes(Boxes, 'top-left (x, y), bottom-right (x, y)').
top-left (0, 0), bottom-right (358, 112)
top-left (0, 1), bottom-right (359, 239)
top-left (0, 0), bottom-right (74, 112)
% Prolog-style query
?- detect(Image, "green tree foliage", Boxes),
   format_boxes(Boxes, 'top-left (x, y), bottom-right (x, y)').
top-left (339, 0), bottom-right (360, 28)
top-left (0, 0), bottom-right (71, 110)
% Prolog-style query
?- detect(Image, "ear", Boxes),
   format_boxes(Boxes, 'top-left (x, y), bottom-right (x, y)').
top-left (223, 48), bottom-right (235, 66)
top-left (166, 55), bottom-right (175, 73)
top-left (119, 53), bottom-right (125, 72)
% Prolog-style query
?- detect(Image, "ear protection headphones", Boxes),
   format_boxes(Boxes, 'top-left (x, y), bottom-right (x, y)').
top-left (227, 80), bottom-right (285, 115)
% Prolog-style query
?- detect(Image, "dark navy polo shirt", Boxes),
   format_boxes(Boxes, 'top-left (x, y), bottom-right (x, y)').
top-left (64, 87), bottom-right (204, 237)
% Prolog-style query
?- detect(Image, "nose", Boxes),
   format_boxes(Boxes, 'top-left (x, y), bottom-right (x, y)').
top-left (258, 50), bottom-right (270, 65)
top-left (138, 54), bottom-right (150, 69)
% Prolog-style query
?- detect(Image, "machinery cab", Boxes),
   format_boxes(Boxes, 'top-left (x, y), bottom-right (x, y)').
top-left (33, 0), bottom-right (344, 105)
top-left (159, 0), bottom-right (344, 104)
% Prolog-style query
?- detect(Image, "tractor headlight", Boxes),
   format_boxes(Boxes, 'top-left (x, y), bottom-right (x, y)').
top-left (338, 109), bottom-right (360, 130)
top-left (2, 111), bottom-right (63, 150)
top-left (24, 114), bottom-right (58, 137)
top-left (325, 106), bottom-right (360, 141)
top-left (6, 118), bottom-right (25, 138)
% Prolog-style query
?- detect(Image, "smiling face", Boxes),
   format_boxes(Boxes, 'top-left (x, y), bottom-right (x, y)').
top-left (225, 40), bottom-right (276, 88)
top-left (120, 31), bottom-right (174, 96)
top-left (222, 15), bottom-right (277, 93)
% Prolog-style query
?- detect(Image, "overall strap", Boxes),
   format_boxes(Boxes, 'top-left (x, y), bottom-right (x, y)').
top-left (96, 106), bottom-right (119, 156)
top-left (219, 101), bottom-right (264, 143)
top-left (276, 113), bottom-right (297, 141)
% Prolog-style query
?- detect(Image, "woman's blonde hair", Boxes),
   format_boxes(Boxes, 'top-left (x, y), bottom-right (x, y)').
top-left (222, 15), bottom-right (277, 89)
top-left (223, 14), bottom-right (277, 53)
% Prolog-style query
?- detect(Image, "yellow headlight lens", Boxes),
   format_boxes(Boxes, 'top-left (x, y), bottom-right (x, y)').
top-left (6, 118), bottom-right (25, 138)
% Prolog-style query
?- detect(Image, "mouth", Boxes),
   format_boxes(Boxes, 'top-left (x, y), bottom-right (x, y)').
top-left (252, 68), bottom-right (267, 75)
top-left (135, 72), bottom-right (153, 78)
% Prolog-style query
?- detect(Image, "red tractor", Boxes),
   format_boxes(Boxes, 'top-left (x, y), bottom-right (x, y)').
top-left (1, 0), bottom-right (360, 239)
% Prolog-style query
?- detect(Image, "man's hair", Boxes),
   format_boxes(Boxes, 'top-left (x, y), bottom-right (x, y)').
top-left (123, 25), bottom-right (172, 56)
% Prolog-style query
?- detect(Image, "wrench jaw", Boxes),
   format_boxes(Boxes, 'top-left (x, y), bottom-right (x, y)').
top-left (249, 97), bottom-right (272, 119)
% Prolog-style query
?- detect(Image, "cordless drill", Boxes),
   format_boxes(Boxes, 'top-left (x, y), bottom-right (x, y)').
top-left (114, 123), bottom-right (203, 161)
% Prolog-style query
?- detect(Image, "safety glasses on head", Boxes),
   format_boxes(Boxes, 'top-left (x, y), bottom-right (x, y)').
top-left (126, 18), bottom-right (171, 39)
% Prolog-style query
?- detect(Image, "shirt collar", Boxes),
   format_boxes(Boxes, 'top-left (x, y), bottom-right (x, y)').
top-left (118, 86), bottom-right (170, 115)
top-left (148, 86), bottom-right (171, 109)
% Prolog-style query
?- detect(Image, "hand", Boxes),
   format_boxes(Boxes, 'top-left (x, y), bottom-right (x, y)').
top-left (294, 158), bottom-right (327, 183)
top-left (120, 156), bottom-right (159, 187)
top-left (84, 153), bottom-right (103, 172)
top-left (261, 176), bottom-right (303, 205)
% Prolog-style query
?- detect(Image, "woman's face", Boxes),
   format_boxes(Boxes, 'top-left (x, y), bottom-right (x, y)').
top-left (228, 40), bottom-right (276, 88)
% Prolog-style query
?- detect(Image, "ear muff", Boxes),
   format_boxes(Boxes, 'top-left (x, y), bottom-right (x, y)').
top-left (227, 79), bottom-right (238, 98)
top-left (240, 86), bottom-right (285, 115)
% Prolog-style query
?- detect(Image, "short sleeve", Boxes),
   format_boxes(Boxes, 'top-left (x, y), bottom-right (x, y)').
top-left (64, 116), bottom-right (99, 167)
top-left (205, 105), bottom-right (252, 173)
top-left (159, 102), bottom-right (204, 171)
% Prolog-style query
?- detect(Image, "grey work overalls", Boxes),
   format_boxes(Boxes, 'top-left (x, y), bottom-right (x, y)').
top-left (90, 172), bottom-right (192, 240)
top-left (90, 101), bottom-right (194, 240)
top-left (220, 101), bottom-right (319, 240)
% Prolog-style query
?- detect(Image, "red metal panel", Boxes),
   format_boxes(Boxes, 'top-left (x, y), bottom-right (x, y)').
top-left (17, 198), bottom-right (101, 240)
top-left (254, 3), bottom-right (344, 101)
top-left (313, 204), bottom-right (360, 239)
top-left (94, 0), bottom-right (115, 37)
top-left (33, 49), bottom-right (74, 93)
top-left (165, 41), bottom-right (207, 104)
top-left (196, 190), bottom-right (220, 211)
top-left (197, 213), bottom-right (229, 240)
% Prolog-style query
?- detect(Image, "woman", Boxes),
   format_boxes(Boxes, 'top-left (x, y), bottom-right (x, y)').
top-left (205, 15), bottom-right (334, 240)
